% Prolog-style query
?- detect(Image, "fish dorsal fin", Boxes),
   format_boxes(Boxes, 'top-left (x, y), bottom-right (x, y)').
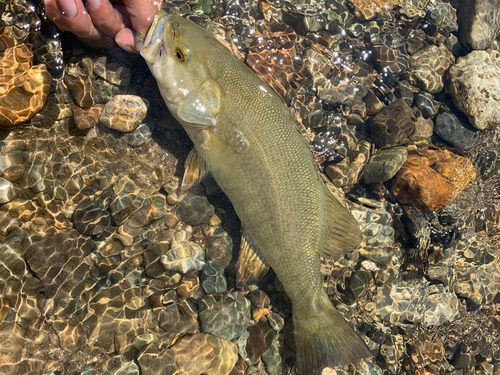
top-left (320, 183), bottom-right (363, 260)
top-left (236, 228), bottom-right (269, 288)
top-left (177, 79), bottom-right (221, 126)
top-left (181, 147), bottom-right (208, 191)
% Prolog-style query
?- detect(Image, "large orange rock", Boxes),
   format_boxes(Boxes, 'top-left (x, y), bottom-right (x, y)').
top-left (0, 44), bottom-right (52, 126)
top-left (391, 147), bottom-right (476, 211)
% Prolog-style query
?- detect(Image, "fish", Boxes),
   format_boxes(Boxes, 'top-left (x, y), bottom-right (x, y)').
top-left (139, 10), bottom-right (371, 374)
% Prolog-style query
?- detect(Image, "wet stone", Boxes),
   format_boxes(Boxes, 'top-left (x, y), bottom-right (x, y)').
top-left (0, 44), bottom-right (52, 126)
top-left (161, 231), bottom-right (205, 274)
top-left (370, 44), bottom-right (410, 76)
top-left (416, 91), bottom-right (437, 118)
top-left (121, 121), bottom-right (154, 147)
top-left (25, 229), bottom-right (94, 300)
top-left (262, 341), bottom-right (283, 375)
top-left (0, 177), bottom-right (15, 204)
top-left (201, 260), bottom-right (227, 294)
top-left (363, 147), bottom-right (407, 184)
top-left (457, 0), bottom-right (500, 50)
top-left (0, 322), bottom-right (25, 375)
top-left (93, 55), bottom-right (131, 86)
top-left (408, 44), bottom-right (455, 94)
top-left (73, 105), bottom-right (103, 130)
top-left (246, 320), bottom-right (275, 363)
top-left (348, 200), bottom-right (395, 264)
top-left (435, 112), bottom-right (484, 151)
top-left (159, 301), bottom-right (199, 336)
top-left (177, 190), bottom-right (215, 226)
top-left (110, 176), bottom-right (166, 228)
top-left (476, 150), bottom-right (500, 181)
top-left (247, 290), bottom-right (270, 309)
top-left (396, 80), bottom-right (414, 106)
top-left (448, 50), bottom-right (500, 130)
top-left (205, 230), bottom-right (233, 267)
top-left (72, 200), bottom-right (112, 236)
top-left (64, 57), bottom-right (97, 108)
top-left (199, 297), bottom-right (251, 341)
top-left (370, 99), bottom-right (416, 148)
top-left (100, 95), bottom-right (148, 132)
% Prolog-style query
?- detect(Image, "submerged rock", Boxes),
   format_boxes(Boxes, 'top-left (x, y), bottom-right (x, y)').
top-left (199, 297), bottom-right (251, 341)
top-left (448, 50), bottom-right (500, 130)
top-left (435, 112), bottom-right (483, 151)
top-left (100, 95), bottom-right (148, 132)
top-left (0, 44), bottom-right (52, 126)
top-left (161, 230), bottom-right (205, 274)
top-left (457, 0), bottom-right (500, 50)
top-left (370, 99), bottom-right (416, 148)
top-left (363, 147), bottom-right (407, 184)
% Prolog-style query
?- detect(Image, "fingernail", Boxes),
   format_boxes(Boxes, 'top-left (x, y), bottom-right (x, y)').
top-left (87, 0), bottom-right (101, 10)
top-left (58, 0), bottom-right (77, 18)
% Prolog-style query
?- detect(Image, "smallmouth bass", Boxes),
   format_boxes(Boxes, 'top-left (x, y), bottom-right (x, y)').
top-left (139, 11), bottom-right (371, 374)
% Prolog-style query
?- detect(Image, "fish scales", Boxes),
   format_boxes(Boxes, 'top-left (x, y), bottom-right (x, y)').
top-left (139, 11), bottom-right (371, 374)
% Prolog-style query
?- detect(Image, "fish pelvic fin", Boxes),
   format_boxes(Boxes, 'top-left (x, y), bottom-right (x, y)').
top-left (320, 184), bottom-right (363, 260)
top-left (181, 147), bottom-right (209, 191)
top-left (294, 298), bottom-right (371, 375)
top-left (236, 228), bottom-right (269, 288)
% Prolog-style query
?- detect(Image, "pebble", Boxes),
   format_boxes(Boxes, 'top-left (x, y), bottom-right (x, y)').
top-left (0, 44), bottom-right (52, 126)
top-left (370, 44), bottom-right (410, 76)
top-left (110, 176), bottom-right (166, 227)
top-left (408, 44), bottom-right (455, 94)
top-left (0, 177), bottom-right (15, 204)
top-left (159, 302), bottom-right (199, 336)
top-left (370, 99), bottom-right (416, 148)
top-left (205, 231), bottom-right (233, 267)
top-left (246, 321), bottom-right (275, 363)
top-left (177, 190), bottom-right (215, 226)
top-left (415, 92), bottom-right (437, 119)
top-left (73, 105), bottom-right (103, 130)
top-left (93, 55), bottom-right (131, 86)
top-left (476, 150), bottom-right (500, 181)
top-left (201, 260), bottom-right (227, 294)
top-left (121, 121), bottom-right (154, 147)
top-left (267, 312), bottom-right (285, 331)
top-left (391, 148), bottom-right (476, 211)
top-left (72, 200), bottom-right (112, 236)
top-left (100, 95), bottom-right (148, 132)
top-left (262, 341), bottom-right (283, 375)
top-left (449, 50), bottom-right (500, 130)
top-left (161, 238), bottom-right (205, 274)
top-left (199, 297), bottom-right (251, 341)
top-left (435, 112), bottom-right (483, 151)
top-left (107, 360), bottom-right (140, 375)
top-left (457, 0), bottom-right (500, 50)
top-left (64, 57), bottom-right (97, 108)
top-left (363, 147), bottom-right (407, 184)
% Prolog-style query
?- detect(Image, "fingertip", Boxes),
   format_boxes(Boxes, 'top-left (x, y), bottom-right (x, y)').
top-left (115, 28), bottom-right (138, 53)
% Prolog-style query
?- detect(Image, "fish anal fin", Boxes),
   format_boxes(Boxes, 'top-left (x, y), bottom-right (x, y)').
top-left (236, 228), bottom-right (269, 288)
top-left (320, 184), bottom-right (363, 260)
top-left (181, 148), bottom-right (208, 191)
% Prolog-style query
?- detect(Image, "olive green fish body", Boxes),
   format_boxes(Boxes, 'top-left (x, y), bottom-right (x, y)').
top-left (140, 12), bottom-right (371, 374)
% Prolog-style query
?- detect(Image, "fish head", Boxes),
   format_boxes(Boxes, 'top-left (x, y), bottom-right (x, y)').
top-left (139, 11), bottom-right (222, 128)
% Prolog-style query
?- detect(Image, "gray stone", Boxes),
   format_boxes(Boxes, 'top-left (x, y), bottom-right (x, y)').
top-left (199, 297), bottom-right (251, 341)
top-left (105, 360), bottom-right (140, 375)
top-left (449, 50), bottom-right (500, 130)
top-left (201, 260), bottom-right (227, 294)
top-left (435, 113), bottom-right (483, 151)
top-left (363, 147), bottom-right (407, 184)
top-left (73, 200), bottom-right (112, 236)
top-left (205, 231), bottom-right (233, 267)
top-left (262, 341), bottom-right (283, 375)
top-left (121, 121), bottom-right (154, 147)
top-left (100, 95), bottom-right (147, 132)
top-left (177, 191), bottom-right (215, 226)
top-left (0, 178), bottom-right (15, 204)
top-left (457, 0), bottom-right (500, 50)
top-left (93, 55), bottom-right (131, 86)
top-left (416, 92), bottom-right (437, 119)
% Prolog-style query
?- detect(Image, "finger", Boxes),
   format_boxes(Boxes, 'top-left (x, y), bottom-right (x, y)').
top-left (122, 0), bottom-right (161, 37)
top-left (43, 0), bottom-right (111, 45)
top-left (86, 0), bottom-right (131, 37)
top-left (115, 28), bottom-right (137, 53)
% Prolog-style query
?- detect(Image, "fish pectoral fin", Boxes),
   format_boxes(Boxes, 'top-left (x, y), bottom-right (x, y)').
top-left (177, 79), bottom-right (221, 127)
top-left (236, 228), bottom-right (269, 288)
top-left (181, 147), bottom-right (209, 191)
top-left (320, 183), bottom-right (363, 260)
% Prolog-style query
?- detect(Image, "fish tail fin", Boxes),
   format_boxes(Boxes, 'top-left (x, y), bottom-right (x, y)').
top-left (293, 299), bottom-right (371, 375)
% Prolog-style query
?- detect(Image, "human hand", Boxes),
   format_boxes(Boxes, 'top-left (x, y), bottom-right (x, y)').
top-left (43, 0), bottom-right (161, 52)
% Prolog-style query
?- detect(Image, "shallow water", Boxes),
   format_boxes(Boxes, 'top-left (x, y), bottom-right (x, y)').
top-left (0, 0), bottom-right (499, 374)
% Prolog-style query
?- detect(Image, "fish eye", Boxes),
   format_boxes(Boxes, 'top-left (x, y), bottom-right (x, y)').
top-left (175, 45), bottom-right (190, 62)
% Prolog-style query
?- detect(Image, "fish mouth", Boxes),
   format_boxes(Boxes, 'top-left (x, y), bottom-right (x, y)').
top-left (138, 10), bottom-right (171, 63)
